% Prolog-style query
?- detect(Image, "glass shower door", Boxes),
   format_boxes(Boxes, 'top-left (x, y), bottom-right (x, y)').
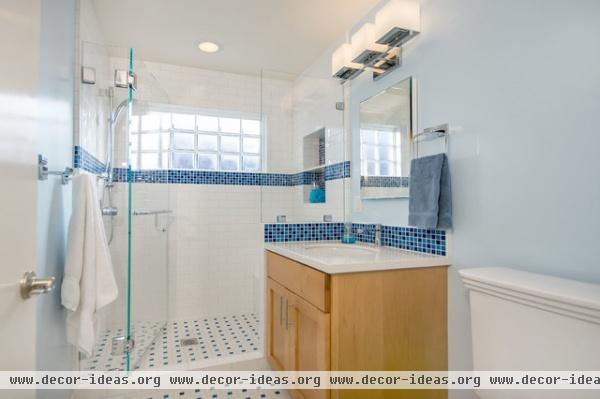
top-left (124, 49), bottom-right (171, 371)
top-left (77, 43), bottom-right (170, 372)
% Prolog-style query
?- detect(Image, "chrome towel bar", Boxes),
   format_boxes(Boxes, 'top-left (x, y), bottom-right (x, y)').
top-left (38, 154), bottom-right (73, 185)
top-left (412, 123), bottom-right (449, 158)
top-left (132, 209), bottom-right (172, 216)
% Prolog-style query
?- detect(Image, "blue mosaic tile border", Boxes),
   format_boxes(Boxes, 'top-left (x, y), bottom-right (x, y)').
top-left (319, 137), bottom-right (325, 166)
top-left (265, 222), bottom-right (446, 256)
top-left (111, 161), bottom-right (351, 186)
top-left (360, 176), bottom-right (410, 188)
top-left (325, 161), bottom-right (351, 181)
top-left (76, 144), bottom-right (350, 186)
top-left (264, 223), bottom-right (345, 242)
top-left (73, 145), bottom-right (106, 174)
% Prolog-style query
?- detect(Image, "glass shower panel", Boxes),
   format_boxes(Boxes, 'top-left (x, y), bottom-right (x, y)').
top-left (77, 43), bottom-right (170, 372)
top-left (137, 65), bottom-right (264, 369)
top-left (260, 69), bottom-right (347, 224)
top-left (124, 52), bottom-right (172, 371)
top-left (78, 42), bottom-right (130, 372)
top-left (85, 43), bottom-right (270, 371)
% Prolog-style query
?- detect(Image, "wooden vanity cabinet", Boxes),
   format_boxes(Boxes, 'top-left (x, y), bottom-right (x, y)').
top-left (266, 250), bottom-right (448, 399)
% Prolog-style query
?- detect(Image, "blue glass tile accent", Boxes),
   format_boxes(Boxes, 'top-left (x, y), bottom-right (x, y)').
top-left (360, 176), bottom-right (410, 188)
top-left (265, 222), bottom-right (446, 256)
top-left (318, 137), bottom-right (325, 166)
top-left (75, 145), bottom-right (350, 186)
top-left (113, 162), bottom-right (349, 186)
top-left (324, 161), bottom-right (351, 181)
top-left (381, 225), bottom-right (446, 256)
top-left (73, 145), bottom-right (106, 174)
top-left (352, 223), bottom-right (376, 244)
top-left (264, 223), bottom-right (344, 243)
top-left (353, 223), bottom-right (446, 255)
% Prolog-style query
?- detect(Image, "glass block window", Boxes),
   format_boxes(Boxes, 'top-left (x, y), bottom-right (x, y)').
top-left (360, 127), bottom-right (403, 176)
top-left (129, 109), bottom-right (262, 172)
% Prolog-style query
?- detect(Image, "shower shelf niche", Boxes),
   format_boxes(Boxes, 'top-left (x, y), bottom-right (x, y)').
top-left (302, 127), bottom-right (326, 204)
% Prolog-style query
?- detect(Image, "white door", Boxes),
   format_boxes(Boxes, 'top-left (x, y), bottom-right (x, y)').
top-left (0, 1), bottom-right (44, 398)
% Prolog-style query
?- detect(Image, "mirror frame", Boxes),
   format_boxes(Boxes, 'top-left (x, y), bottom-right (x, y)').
top-left (357, 76), bottom-right (417, 200)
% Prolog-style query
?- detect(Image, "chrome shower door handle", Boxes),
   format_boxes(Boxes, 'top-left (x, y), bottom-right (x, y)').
top-left (20, 271), bottom-right (55, 299)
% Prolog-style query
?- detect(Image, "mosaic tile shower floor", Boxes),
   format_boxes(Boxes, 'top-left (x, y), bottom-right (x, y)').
top-left (82, 314), bottom-right (260, 371)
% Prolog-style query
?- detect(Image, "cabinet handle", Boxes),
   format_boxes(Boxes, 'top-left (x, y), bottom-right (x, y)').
top-left (279, 296), bottom-right (283, 326)
top-left (285, 299), bottom-right (288, 329)
top-left (285, 299), bottom-right (294, 329)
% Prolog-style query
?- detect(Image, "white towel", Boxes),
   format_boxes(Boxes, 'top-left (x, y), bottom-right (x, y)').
top-left (61, 173), bottom-right (118, 356)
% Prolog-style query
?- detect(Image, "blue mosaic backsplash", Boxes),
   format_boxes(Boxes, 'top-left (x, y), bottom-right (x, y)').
top-left (264, 223), bottom-right (345, 242)
top-left (73, 145), bottom-right (106, 174)
top-left (352, 223), bottom-right (446, 256)
top-left (265, 222), bottom-right (446, 256)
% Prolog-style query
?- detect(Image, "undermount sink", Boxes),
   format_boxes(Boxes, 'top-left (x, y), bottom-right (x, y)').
top-left (302, 243), bottom-right (378, 258)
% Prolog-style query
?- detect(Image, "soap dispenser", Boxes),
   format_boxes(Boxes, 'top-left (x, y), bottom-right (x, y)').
top-left (341, 222), bottom-right (356, 244)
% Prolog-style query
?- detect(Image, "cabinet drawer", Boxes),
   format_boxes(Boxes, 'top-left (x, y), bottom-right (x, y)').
top-left (267, 251), bottom-right (330, 312)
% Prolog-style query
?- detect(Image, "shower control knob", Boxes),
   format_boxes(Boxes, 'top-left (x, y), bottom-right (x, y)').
top-left (20, 271), bottom-right (55, 299)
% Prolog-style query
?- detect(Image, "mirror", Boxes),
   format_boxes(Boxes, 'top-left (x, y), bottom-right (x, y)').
top-left (359, 77), bottom-right (414, 199)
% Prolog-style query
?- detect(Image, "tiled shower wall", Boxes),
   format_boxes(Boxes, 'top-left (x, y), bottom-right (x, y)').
top-left (167, 184), bottom-right (264, 319)
top-left (102, 182), bottom-right (264, 323)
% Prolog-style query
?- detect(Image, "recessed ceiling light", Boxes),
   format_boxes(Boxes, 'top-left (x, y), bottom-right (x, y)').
top-left (198, 42), bottom-right (220, 53)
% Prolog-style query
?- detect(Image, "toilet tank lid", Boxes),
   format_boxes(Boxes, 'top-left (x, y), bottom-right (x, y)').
top-left (459, 267), bottom-right (600, 312)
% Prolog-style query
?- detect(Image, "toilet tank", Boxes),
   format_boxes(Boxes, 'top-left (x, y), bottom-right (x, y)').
top-left (459, 267), bottom-right (600, 399)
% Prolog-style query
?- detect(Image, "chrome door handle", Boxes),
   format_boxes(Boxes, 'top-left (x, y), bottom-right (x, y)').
top-left (20, 271), bottom-right (55, 299)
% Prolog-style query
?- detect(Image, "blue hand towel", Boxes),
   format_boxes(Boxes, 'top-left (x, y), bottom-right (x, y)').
top-left (408, 153), bottom-right (452, 229)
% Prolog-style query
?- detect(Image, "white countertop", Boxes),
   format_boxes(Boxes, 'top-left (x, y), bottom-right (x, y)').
top-left (265, 241), bottom-right (450, 274)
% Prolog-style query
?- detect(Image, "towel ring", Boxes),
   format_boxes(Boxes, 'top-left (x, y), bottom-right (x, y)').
top-left (412, 123), bottom-right (449, 158)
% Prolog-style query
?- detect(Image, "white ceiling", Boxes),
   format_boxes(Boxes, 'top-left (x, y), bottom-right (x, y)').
top-left (92, 0), bottom-right (381, 76)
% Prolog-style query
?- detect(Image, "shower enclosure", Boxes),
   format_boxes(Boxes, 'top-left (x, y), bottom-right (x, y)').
top-left (77, 36), bottom-right (346, 374)
top-left (78, 41), bottom-right (265, 372)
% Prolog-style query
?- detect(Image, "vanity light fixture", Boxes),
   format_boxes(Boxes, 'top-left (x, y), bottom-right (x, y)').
top-left (350, 23), bottom-right (387, 66)
top-left (331, 43), bottom-right (363, 80)
top-left (332, 0), bottom-right (420, 82)
top-left (374, 0), bottom-right (420, 47)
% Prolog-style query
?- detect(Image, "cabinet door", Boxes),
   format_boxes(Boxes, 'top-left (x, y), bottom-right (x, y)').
top-left (267, 278), bottom-right (293, 371)
top-left (289, 294), bottom-right (331, 399)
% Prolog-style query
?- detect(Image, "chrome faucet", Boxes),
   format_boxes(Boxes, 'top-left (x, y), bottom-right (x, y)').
top-left (374, 224), bottom-right (382, 246)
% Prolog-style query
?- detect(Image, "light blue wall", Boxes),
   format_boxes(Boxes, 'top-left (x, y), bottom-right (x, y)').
top-left (37, 0), bottom-right (76, 396)
top-left (342, 0), bottom-right (600, 394)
